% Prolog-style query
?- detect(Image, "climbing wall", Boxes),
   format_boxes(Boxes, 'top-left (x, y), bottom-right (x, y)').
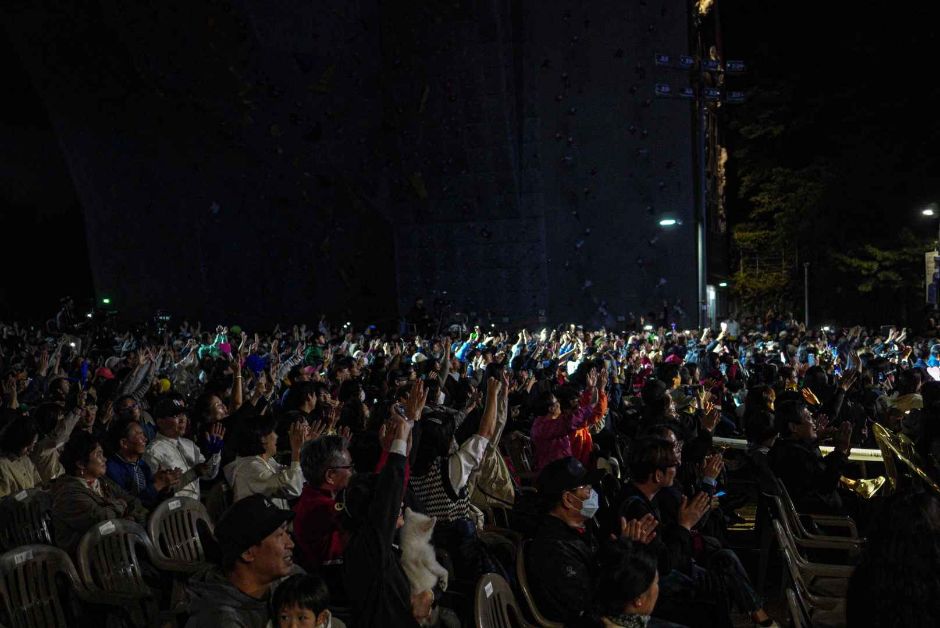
top-left (525, 0), bottom-right (696, 326)
top-left (3, 0), bottom-right (695, 327)
top-left (382, 1), bottom-right (549, 324)
top-left (387, 0), bottom-right (696, 326)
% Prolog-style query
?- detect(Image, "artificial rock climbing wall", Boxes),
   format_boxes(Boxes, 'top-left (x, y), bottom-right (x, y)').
top-left (4, 0), bottom-right (694, 327)
top-left (387, 0), bottom-right (696, 327)
top-left (527, 0), bottom-right (696, 327)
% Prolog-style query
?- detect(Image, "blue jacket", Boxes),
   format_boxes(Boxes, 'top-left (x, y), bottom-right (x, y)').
top-left (106, 454), bottom-right (161, 508)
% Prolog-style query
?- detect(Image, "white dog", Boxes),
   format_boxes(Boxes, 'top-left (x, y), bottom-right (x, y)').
top-left (400, 507), bottom-right (449, 625)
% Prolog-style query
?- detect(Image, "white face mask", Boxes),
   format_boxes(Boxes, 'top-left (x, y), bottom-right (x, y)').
top-left (577, 488), bottom-right (600, 519)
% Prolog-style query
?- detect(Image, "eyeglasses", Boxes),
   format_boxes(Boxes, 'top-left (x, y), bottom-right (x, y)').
top-left (565, 484), bottom-right (591, 494)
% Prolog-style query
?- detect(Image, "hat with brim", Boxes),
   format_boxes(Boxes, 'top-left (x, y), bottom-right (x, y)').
top-left (214, 494), bottom-right (294, 563)
top-left (536, 456), bottom-right (606, 503)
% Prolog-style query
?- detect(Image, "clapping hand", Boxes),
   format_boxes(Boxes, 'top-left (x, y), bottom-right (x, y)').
top-left (702, 453), bottom-right (724, 482)
top-left (678, 492), bottom-right (711, 530)
top-left (618, 513), bottom-right (658, 544)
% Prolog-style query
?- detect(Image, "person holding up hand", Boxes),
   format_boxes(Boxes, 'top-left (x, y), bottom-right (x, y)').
top-left (224, 415), bottom-right (321, 510)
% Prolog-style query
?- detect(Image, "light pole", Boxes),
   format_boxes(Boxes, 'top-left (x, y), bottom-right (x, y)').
top-left (923, 204), bottom-right (940, 251)
top-left (921, 204), bottom-right (939, 309)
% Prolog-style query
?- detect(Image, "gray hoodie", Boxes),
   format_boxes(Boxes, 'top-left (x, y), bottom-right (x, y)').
top-left (184, 567), bottom-right (271, 628)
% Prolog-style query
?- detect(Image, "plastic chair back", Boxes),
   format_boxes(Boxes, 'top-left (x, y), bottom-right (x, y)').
top-left (515, 541), bottom-right (563, 628)
top-left (76, 519), bottom-right (154, 598)
top-left (786, 587), bottom-right (808, 628)
top-left (474, 573), bottom-right (534, 628)
top-left (147, 496), bottom-right (213, 571)
top-left (0, 489), bottom-right (54, 550)
top-left (0, 544), bottom-right (84, 628)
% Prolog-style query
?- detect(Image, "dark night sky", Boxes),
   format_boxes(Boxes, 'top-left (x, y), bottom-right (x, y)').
top-left (3, 1), bottom-right (940, 325)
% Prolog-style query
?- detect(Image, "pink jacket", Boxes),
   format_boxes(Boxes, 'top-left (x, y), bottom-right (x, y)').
top-left (531, 390), bottom-right (595, 471)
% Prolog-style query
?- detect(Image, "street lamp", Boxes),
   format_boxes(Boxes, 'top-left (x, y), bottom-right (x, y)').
top-left (658, 218), bottom-right (680, 227)
top-left (718, 281), bottom-right (728, 288)
top-left (921, 203), bottom-right (940, 251)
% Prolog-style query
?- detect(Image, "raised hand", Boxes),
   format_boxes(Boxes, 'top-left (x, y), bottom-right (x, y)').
top-left (404, 380), bottom-right (428, 422)
top-left (801, 387), bottom-right (821, 407)
top-left (501, 371), bottom-right (513, 398)
top-left (325, 403), bottom-right (341, 430)
top-left (289, 421), bottom-right (308, 454)
top-left (308, 420), bottom-right (328, 440)
top-left (204, 423), bottom-right (226, 455)
top-left (464, 387), bottom-right (483, 411)
top-left (585, 368), bottom-right (598, 388)
top-left (839, 369), bottom-right (858, 392)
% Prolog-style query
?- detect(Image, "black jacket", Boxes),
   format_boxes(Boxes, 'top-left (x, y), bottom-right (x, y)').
top-left (342, 452), bottom-right (418, 628)
top-left (526, 514), bottom-right (600, 627)
top-left (769, 437), bottom-right (848, 513)
top-left (618, 483), bottom-right (693, 576)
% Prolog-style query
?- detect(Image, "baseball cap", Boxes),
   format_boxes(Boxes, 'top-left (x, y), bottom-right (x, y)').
top-left (153, 397), bottom-right (187, 420)
top-left (537, 456), bottom-right (604, 501)
top-left (214, 494), bottom-right (294, 562)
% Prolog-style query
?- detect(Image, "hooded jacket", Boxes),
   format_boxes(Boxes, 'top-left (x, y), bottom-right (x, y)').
top-left (184, 567), bottom-right (271, 628)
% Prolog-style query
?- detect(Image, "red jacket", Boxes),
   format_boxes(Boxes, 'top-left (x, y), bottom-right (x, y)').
top-left (292, 485), bottom-right (350, 571)
top-left (570, 391), bottom-right (608, 467)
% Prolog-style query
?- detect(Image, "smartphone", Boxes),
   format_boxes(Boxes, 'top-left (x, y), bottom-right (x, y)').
top-left (807, 353), bottom-right (816, 367)
top-left (714, 490), bottom-right (727, 498)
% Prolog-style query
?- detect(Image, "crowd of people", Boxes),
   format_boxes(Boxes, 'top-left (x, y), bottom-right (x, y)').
top-left (1, 307), bottom-right (939, 627)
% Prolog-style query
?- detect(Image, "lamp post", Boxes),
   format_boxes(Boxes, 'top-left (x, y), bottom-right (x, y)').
top-left (923, 205), bottom-right (940, 251)
top-left (921, 204), bottom-right (940, 309)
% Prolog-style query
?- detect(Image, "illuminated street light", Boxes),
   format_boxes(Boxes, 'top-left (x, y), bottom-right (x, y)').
top-left (718, 281), bottom-right (728, 287)
top-left (659, 218), bottom-right (678, 227)
top-left (924, 207), bottom-right (936, 216)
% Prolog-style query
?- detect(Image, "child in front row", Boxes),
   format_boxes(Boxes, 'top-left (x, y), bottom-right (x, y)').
top-left (273, 573), bottom-right (346, 628)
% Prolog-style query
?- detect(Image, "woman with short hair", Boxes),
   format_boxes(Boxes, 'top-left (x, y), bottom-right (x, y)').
top-left (51, 431), bottom-right (147, 554)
